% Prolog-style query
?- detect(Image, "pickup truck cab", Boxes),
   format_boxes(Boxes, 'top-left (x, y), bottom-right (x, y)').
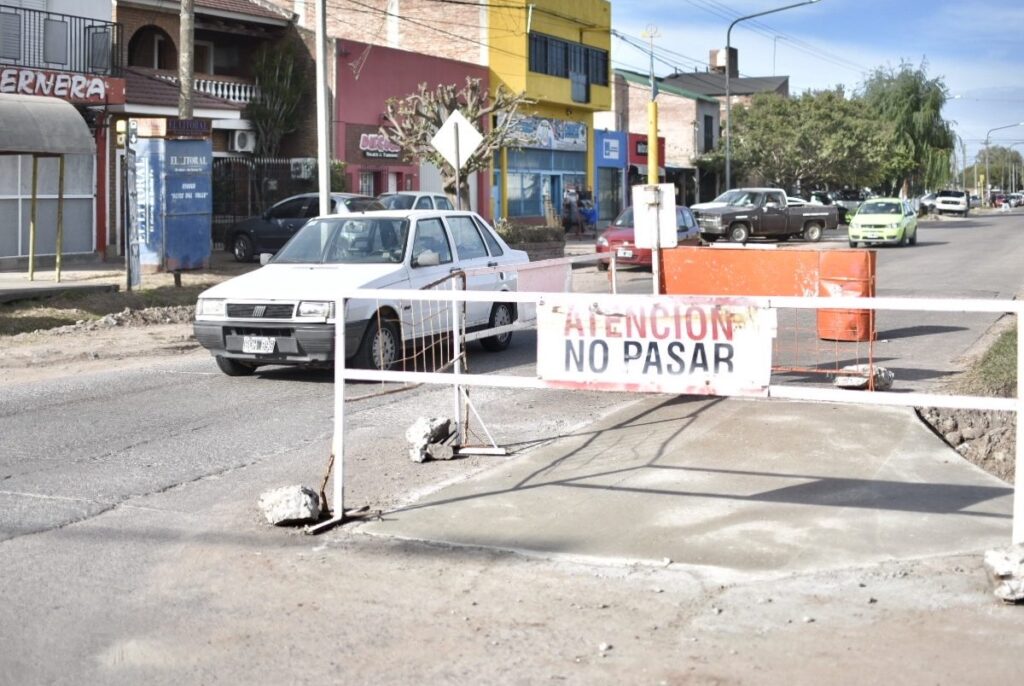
top-left (694, 188), bottom-right (839, 243)
top-left (193, 209), bottom-right (529, 376)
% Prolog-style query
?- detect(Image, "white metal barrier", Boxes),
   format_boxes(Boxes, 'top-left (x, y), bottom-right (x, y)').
top-left (314, 284), bottom-right (1023, 544)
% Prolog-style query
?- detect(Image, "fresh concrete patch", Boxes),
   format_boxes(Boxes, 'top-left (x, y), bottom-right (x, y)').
top-left (363, 396), bottom-right (1014, 576)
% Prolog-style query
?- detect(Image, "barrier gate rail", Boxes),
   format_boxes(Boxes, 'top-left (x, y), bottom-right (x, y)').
top-left (313, 282), bottom-right (1023, 545)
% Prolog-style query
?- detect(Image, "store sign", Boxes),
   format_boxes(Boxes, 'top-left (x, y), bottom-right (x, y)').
top-left (603, 138), bottom-right (620, 159)
top-left (0, 67), bottom-right (125, 104)
top-left (359, 133), bottom-right (401, 159)
top-left (504, 114), bottom-right (587, 151)
top-left (536, 295), bottom-right (775, 396)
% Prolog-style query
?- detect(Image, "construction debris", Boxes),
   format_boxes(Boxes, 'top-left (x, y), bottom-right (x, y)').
top-left (406, 417), bottom-right (453, 463)
top-left (984, 545), bottom-right (1024, 603)
top-left (834, 364), bottom-right (894, 391)
top-left (258, 485), bottom-right (320, 525)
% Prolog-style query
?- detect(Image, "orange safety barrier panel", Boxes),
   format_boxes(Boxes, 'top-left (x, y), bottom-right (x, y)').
top-left (660, 246), bottom-right (876, 342)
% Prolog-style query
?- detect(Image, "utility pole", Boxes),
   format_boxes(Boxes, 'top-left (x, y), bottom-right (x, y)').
top-left (179, 0), bottom-right (194, 119)
top-left (643, 24), bottom-right (659, 186)
top-left (315, 0), bottom-right (330, 216)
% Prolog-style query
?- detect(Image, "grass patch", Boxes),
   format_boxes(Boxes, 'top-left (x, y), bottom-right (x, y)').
top-left (958, 325), bottom-right (1017, 398)
top-left (0, 283), bottom-right (212, 336)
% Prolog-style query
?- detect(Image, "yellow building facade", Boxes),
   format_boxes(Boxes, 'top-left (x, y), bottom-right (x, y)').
top-left (488, 0), bottom-right (612, 221)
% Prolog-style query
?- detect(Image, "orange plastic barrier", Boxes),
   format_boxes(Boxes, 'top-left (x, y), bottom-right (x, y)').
top-left (660, 246), bottom-right (876, 342)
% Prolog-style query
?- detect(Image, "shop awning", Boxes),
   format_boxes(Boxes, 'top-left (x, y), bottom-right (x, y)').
top-left (0, 93), bottom-right (95, 156)
top-left (629, 164), bottom-right (666, 177)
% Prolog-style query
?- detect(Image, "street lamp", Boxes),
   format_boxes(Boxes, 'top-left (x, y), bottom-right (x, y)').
top-left (724, 0), bottom-right (822, 190)
top-left (984, 122), bottom-right (1024, 206)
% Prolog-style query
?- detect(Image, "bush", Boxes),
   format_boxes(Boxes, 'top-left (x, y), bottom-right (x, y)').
top-left (493, 219), bottom-right (564, 244)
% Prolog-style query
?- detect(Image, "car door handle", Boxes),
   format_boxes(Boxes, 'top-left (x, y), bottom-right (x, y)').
top-left (487, 261), bottom-right (498, 267)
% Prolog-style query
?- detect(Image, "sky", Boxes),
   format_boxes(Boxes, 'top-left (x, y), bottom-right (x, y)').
top-left (610, 0), bottom-right (1024, 163)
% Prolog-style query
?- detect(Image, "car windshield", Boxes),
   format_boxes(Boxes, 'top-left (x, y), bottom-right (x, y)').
top-left (710, 189), bottom-right (745, 204)
top-left (860, 201), bottom-right (902, 215)
top-left (611, 207), bottom-right (635, 227)
top-left (344, 197), bottom-right (386, 211)
top-left (937, 190), bottom-right (966, 198)
top-left (725, 191), bottom-right (763, 207)
top-left (378, 194), bottom-right (416, 210)
top-left (274, 217), bottom-right (409, 264)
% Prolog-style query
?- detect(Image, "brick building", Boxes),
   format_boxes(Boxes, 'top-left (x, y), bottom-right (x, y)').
top-left (0, 0), bottom-right (125, 268)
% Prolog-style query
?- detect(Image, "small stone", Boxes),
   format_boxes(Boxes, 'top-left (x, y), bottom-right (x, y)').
top-left (711, 607), bottom-right (722, 615)
top-left (802, 616), bottom-right (815, 623)
top-left (961, 425), bottom-right (981, 440)
top-left (653, 588), bottom-right (663, 594)
top-left (984, 545), bottom-right (1024, 603)
top-left (598, 642), bottom-right (612, 653)
top-left (426, 442), bottom-right (455, 461)
top-left (662, 557), bottom-right (673, 566)
top-left (944, 431), bottom-right (962, 445)
top-left (939, 417), bottom-right (957, 433)
top-left (406, 416), bottom-right (452, 462)
top-left (868, 598), bottom-right (878, 604)
top-left (757, 597), bottom-right (772, 604)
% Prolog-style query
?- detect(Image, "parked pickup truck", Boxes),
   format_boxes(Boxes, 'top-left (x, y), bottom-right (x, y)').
top-left (694, 188), bottom-right (839, 243)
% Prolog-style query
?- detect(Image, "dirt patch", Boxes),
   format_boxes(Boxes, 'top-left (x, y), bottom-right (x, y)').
top-left (917, 317), bottom-right (1018, 484)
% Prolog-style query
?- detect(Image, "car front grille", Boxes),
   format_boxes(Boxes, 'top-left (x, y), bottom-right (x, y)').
top-left (226, 303), bottom-right (295, 318)
top-left (697, 217), bottom-right (720, 229)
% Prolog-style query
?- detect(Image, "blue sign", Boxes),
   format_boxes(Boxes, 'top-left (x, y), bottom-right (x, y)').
top-left (595, 131), bottom-right (627, 168)
top-left (131, 138), bottom-right (212, 273)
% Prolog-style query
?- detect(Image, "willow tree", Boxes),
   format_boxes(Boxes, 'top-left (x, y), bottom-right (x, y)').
top-left (381, 78), bottom-right (531, 209)
top-left (860, 61), bottom-right (954, 196)
top-left (245, 42), bottom-right (310, 158)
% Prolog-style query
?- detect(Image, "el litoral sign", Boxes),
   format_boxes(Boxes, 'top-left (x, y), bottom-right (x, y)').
top-left (536, 295), bottom-right (776, 396)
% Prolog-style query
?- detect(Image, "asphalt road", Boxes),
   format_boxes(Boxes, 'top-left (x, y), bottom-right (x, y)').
top-left (0, 210), bottom-right (1021, 682)
top-left (2, 212), bottom-right (1021, 541)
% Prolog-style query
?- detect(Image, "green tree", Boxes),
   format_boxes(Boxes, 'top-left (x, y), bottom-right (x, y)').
top-left (245, 42), bottom-right (310, 158)
top-left (860, 61), bottom-right (954, 196)
top-left (381, 78), bottom-right (531, 209)
top-left (727, 89), bottom-right (886, 192)
top-left (965, 146), bottom-right (1024, 193)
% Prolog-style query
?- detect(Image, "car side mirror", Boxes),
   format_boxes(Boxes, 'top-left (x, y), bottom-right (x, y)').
top-left (259, 253), bottom-right (272, 265)
top-left (262, 210), bottom-right (271, 220)
top-left (765, 201), bottom-right (779, 209)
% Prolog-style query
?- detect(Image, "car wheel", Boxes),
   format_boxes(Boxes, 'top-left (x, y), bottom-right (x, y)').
top-left (232, 234), bottom-right (254, 262)
top-left (481, 302), bottom-right (514, 352)
top-left (729, 224), bottom-right (749, 243)
top-left (963, 209), bottom-right (969, 217)
top-left (777, 234), bottom-right (790, 242)
top-left (355, 314), bottom-right (400, 371)
top-left (804, 222), bottom-right (823, 242)
top-left (597, 259), bottom-right (609, 272)
top-left (848, 240), bottom-right (858, 248)
top-left (699, 233), bottom-right (719, 244)
top-left (909, 230), bottom-right (918, 246)
top-left (898, 232), bottom-right (908, 247)
top-left (215, 356), bottom-right (257, 376)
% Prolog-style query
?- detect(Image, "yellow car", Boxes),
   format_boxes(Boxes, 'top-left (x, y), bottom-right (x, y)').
top-left (848, 198), bottom-right (918, 247)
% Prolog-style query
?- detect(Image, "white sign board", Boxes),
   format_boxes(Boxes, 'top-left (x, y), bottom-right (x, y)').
top-left (430, 110), bottom-right (483, 171)
top-left (631, 184), bottom-right (678, 249)
top-left (536, 295), bottom-right (776, 396)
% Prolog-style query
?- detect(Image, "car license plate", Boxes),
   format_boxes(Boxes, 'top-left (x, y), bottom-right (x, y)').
top-left (242, 336), bottom-right (275, 354)
top-left (617, 248), bottom-right (633, 258)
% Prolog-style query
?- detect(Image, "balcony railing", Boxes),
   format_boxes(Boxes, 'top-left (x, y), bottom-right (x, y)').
top-left (0, 4), bottom-right (123, 76)
top-left (152, 72), bottom-right (260, 104)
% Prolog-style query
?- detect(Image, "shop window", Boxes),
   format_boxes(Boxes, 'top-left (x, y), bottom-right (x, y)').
top-left (1, 13), bottom-right (22, 60)
top-left (528, 32), bottom-right (608, 87)
top-left (359, 171), bottom-right (374, 196)
top-left (703, 115), bottom-right (714, 152)
top-left (87, 27), bottom-right (112, 72)
top-left (507, 172), bottom-right (541, 217)
top-left (43, 18), bottom-right (68, 65)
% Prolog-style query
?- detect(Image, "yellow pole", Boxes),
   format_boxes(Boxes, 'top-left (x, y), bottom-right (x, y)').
top-left (28, 156), bottom-right (38, 281)
top-left (647, 101), bottom-right (659, 185)
top-left (55, 155), bottom-right (65, 283)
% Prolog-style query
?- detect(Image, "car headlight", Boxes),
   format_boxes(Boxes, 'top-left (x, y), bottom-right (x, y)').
top-left (196, 298), bottom-right (225, 316)
top-left (889, 223), bottom-right (900, 229)
top-left (297, 301), bottom-right (334, 318)
top-left (596, 236), bottom-right (608, 247)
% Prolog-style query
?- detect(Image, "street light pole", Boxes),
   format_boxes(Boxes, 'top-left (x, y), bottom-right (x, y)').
top-left (724, 0), bottom-right (822, 190)
top-left (984, 122), bottom-right (1024, 206)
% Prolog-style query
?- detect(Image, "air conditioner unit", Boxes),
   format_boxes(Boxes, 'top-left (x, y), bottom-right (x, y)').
top-left (230, 129), bottom-right (256, 153)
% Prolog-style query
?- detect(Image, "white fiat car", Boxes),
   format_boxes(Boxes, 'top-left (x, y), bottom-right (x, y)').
top-left (194, 210), bottom-right (528, 376)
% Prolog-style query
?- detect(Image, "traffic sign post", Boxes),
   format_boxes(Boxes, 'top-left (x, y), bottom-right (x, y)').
top-left (430, 110), bottom-right (483, 210)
